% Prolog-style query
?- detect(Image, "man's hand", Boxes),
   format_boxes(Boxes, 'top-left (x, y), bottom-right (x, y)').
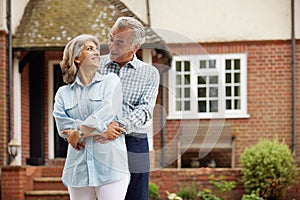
top-left (61, 129), bottom-right (85, 150)
top-left (93, 122), bottom-right (126, 143)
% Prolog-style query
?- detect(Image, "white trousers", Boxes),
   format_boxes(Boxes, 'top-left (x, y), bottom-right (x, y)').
top-left (68, 176), bottom-right (129, 200)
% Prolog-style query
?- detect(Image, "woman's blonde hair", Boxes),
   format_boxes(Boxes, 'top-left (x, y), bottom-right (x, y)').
top-left (60, 34), bottom-right (100, 84)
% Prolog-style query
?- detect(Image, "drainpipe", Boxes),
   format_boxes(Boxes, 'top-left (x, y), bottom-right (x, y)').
top-left (146, 0), bottom-right (151, 26)
top-left (291, 0), bottom-right (296, 161)
top-left (161, 66), bottom-right (170, 167)
top-left (6, 0), bottom-right (13, 165)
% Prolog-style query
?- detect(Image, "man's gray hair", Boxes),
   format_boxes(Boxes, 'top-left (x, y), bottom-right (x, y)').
top-left (115, 16), bottom-right (145, 46)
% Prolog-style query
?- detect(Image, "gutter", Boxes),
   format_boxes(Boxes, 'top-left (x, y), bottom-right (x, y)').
top-left (291, 0), bottom-right (296, 161)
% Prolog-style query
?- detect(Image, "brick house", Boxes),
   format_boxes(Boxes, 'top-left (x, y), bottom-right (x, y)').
top-left (1, 0), bottom-right (300, 199)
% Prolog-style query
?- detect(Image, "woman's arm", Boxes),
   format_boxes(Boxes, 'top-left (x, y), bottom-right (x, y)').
top-left (80, 73), bottom-right (125, 141)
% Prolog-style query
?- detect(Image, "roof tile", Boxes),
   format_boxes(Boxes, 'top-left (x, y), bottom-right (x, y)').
top-left (13, 0), bottom-right (165, 50)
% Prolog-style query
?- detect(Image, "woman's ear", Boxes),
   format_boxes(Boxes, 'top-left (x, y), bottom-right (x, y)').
top-left (74, 58), bottom-right (80, 64)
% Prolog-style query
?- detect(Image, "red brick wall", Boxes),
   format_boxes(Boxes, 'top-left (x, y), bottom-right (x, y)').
top-left (154, 40), bottom-right (300, 167)
top-left (150, 168), bottom-right (300, 200)
top-left (1, 167), bottom-right (27, 200)
top-left (21, 60), bottom-right (30, 165)
top-left (0, 31), bottom-right (9, 166)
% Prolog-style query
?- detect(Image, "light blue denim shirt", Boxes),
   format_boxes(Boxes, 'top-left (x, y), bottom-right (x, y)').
top-left (53, 72), bottom-right (129, 187)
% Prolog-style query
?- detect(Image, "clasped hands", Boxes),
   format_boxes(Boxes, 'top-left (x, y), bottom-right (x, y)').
top-left (61, 122), bottom-right (126, 150)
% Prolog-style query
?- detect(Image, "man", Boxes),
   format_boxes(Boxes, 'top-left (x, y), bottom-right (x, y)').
top-left (97, 17), bottom-right (160, 200)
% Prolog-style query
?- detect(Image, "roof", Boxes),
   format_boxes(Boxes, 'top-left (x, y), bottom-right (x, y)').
top-left (12, 0), bottom-right (166, 50)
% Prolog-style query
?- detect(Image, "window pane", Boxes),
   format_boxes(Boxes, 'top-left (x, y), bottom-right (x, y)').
top-left (184, 88), bottom-right (190, 97)
top-left (210, 100), bottom-right (218, 112)
top-left (209, 87), bottom-right (218, 97)
top-left (226, 86), bottom-right (231, 96)
top-left (226, 100), bottom-right (232, 109)
top-left (176, 101), bottom-right (181, 111)
top-left (184, 75), bottom-right (190, 84)
top-left (209, 76), bottom-right (218, 84)
top-left (184, 101), bottom-right (190, 110)
top-left (198, 88), bottom-right (206, 97)
top-left (209, 60), bottom-right (216, 68)
top-left (176, 88), bottom-right (182, 98)
top-left (198, 76), bottom-right (206, 85)
top-left (234, 99), bottom-right (240, 109)
top-left (200, 60), bottom-right (206, 69)
top-left (176, 75), bottom-right (181, 84)
top-left (234, 59), bottom-right (240, 70)
top-left (184, 61), bottom-right (190, 71)
top-left (176, 61), bottom-right (181, 71)
top-left (234, 86), bottom-right (240, 96)
top-left (225, 60), bottom-right (231, 70)
top-left (234, 73), bottom-right (240, 83)
top-left (226, 73), bottom-right (231, 83)
top-left (198, 101), bottom-right (206, 112)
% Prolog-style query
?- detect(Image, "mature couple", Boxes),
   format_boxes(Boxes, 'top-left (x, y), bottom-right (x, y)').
top-left (52, 17), bottom-right (160, 200)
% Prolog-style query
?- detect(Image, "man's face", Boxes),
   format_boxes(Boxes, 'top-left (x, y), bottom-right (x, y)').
top-left (108, 26), bottom-right (137, 65)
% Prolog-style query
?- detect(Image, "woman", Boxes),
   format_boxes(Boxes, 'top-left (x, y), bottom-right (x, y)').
top-left (53, 34), bottom-right (129, 200)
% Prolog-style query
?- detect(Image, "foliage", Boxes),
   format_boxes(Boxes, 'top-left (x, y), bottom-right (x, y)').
top-left (166, 191), bottom-right (183, 200)
top-left (165, 175), bottom-right (236, 200)
top-left (208, 175), bottom-right (236, 196)
top-left (197, 189), bottom-right (221, 200)
top-left (240, 138), bottom-right (298, 200)
top-left (149, 182), bottom-right (160, 200)
top-left (177, 183), bottom-right (198, 199)
top-left (242, 192), bottom-right (264, 200)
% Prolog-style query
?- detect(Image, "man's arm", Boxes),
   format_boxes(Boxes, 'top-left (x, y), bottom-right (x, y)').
top-left (118, 67), bottom-right (160, 133)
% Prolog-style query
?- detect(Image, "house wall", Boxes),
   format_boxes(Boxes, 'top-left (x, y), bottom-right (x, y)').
top-left (122, 0), bottom-right (300, 43)
top-left (0, 0), bottom-right (29, 33)
top-left (119, 0), bottom-right (148, 24)
top-left (152, 40), bottom-right (300, 167)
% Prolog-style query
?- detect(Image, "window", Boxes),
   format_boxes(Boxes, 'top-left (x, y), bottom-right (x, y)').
top-left (168, 54), bottom-right (249, 119)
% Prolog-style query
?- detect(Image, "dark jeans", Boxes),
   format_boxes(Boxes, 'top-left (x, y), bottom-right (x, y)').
top-left (125, 133), bottom-right (150, 200)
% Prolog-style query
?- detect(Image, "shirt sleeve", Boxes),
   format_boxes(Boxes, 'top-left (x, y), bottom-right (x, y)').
top-left (118, 67), bottom-right (160, 133)
top-left (52, 87), bottom-right (83, 139)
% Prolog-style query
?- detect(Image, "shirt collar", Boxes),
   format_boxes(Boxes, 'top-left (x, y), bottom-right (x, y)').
top-left (70, 72), bottom-right (104, 88)
top-left (105, 54), bottom-right (138, 69)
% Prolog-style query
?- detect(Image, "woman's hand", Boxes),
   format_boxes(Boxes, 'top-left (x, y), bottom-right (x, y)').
top-left (93, 122), bottom-right (126, 143)
top-left (61, 129), bottom-right (85, 150)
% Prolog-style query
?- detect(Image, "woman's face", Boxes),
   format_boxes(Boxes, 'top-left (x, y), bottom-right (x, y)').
top-left (75, 40), bottom-right (100, 69)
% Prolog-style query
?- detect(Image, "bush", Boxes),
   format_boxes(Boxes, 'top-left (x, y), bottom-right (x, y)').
top-left (240, 138), bottom-right (298, 200)
top-left (197, 189), bottom-right (221, 200)
top-left (242, 192), bottom-right (264, 200)
top-left (177, 183), bottom-right (198, 199)
top-left (149, 182), bottom-right (160, 200)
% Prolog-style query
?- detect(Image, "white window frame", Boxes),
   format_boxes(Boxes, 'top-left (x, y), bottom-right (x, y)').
top-left (168, 53), bottom-right (249, 119)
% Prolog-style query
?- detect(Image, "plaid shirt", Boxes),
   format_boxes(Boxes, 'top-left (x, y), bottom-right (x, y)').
top-left (99, 54), bottom-right (160, 134)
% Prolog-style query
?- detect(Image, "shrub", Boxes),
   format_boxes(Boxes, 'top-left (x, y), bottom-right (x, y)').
top-left (242, 192), bottom-right (264, 200)
top-left (177, 183), bottom-right (198, 199)
top-left (208, 175), bottom-right (236, 197)
top-left (149, 182), bottom-right (160, 200)
top-left (240, 138), bottom-right (298, 200)
top-left (197, 189), bottom-right (221, 200)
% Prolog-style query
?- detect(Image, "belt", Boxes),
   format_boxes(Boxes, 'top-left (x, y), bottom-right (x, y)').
top-left (125, 133), bottom-right (147, 138)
